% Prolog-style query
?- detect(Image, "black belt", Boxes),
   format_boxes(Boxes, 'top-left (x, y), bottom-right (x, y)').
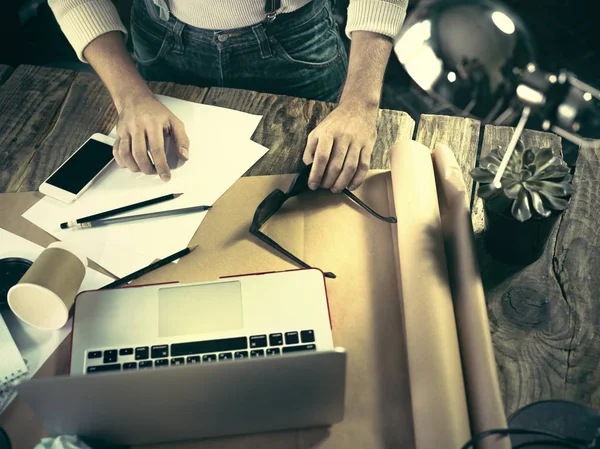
top-left (264, 0), bottom-right (281, 23)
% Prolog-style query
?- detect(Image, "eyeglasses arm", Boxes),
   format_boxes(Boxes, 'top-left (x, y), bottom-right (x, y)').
top-left (342, 189), bottom-right (397, 223)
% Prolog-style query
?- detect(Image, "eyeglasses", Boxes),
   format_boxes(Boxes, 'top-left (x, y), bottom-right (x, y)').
top-left (249, 164), bottom-right (397, 278)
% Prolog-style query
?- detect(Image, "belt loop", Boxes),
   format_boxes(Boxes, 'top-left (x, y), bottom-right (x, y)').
top-left (172, 21), bottom-right (185, 55)
top-left (153, 0), bottom-right (170, 22)
top-left (252, 25), bottom-right (273, 59)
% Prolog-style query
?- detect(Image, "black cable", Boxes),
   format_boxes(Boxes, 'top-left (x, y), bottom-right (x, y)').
top-left (460, 428), bottom-right (589, 449)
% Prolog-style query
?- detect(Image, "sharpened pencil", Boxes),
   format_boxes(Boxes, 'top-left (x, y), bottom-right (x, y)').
top-left (60, 193), bottom-right (183, 229)
top-left (100, 245), bottom-right (198, 289)
top-left (74, 205), bottom-right (211, 228)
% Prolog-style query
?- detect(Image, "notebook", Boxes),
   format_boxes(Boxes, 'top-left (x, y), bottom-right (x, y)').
top-left (0, 313), bottom-right (28, 413)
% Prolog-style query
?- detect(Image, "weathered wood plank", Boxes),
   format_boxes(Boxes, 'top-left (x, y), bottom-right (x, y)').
top-left (0, 65), bottom-right (76, 193)
top-left (14, 72), bottom-right (115, 193)
top-left (472, 125), bottom-right (574, 415)
top-left (414, 114), bottom-right (481, 200)
top-left (203, 87), bottom-right (415, 176)
top-left (554, 141), bottom-right (600, 409)
top-left (373, 107), bottom-right (416, 170)
top-left (0, 64), bottom-right (14, 86)
top-left (15, 74), bottom-right (210, 193)
top-left (149, 81), bottom-right (209, 103)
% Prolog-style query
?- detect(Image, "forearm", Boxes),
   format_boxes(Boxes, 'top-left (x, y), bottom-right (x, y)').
top-left (83, 32), bottom-right (152, 112)
top-left (339, 31), bottom-right (393, 110)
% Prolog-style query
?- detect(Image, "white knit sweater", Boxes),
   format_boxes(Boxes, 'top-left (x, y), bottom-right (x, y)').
top-left (48, 0), bottom-right (408, 61)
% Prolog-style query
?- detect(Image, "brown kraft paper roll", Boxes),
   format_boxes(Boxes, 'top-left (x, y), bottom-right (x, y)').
top-left (432, 143), bottom-right (510, 449)
top-left (390, 140), bottom-right (472, 449)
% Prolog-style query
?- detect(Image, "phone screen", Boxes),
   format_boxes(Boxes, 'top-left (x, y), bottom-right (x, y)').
top-left (46, 139), bottom-right (114, 194)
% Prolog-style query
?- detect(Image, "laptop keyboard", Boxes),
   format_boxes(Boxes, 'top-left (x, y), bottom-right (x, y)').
top-left (85, 329), bottom-right (316, 374)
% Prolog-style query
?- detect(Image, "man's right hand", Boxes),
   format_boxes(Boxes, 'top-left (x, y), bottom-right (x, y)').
top-left (113, 94), bottom-right (190, 182)
top-left (79, 31), bottom-right (190, 182)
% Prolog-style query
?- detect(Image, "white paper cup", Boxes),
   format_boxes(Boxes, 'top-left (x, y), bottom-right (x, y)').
top-left (8, 242), bottom-right (87, 330)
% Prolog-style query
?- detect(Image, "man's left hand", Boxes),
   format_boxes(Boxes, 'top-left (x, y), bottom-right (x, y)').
top-left (303, 101), bottom-right (378, 193)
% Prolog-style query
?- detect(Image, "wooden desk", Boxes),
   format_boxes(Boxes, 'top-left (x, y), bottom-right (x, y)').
top-left (0, 65), bottom-right (13, 86)
top-left (1, 64), bottom-right (599, 445)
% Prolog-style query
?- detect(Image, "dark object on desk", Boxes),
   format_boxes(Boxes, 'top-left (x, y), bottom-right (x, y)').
top-left (0, 426), bottom-right (10, 449)
top-left (0, 257), bottom-right (33, 306)
top-left (483, 203), bottom-right (561, 265)
top-left (509, 400), bottom-right (600, 448)
top-left (249, 164), bottom-right (397, 279)
top-left (74, 205), bottom-right (211, 229)
top-left (60, 193), bottom-right (183, 229)
top-left (460, 400), bottom-right (598, 448)
top-left (100, 245), bottom-right (198, 289)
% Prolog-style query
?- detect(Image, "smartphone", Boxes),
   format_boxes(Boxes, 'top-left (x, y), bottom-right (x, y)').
top-left (39, 133), bottom-right (115, 203)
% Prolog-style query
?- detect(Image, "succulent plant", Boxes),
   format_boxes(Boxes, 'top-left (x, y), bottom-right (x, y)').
top-left (471, 140), bottom-right (574, 222)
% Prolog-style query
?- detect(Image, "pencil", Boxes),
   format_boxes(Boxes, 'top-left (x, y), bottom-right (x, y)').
top-left (100, 245), bottom-right (198, 290)
top-left (60, 193), bottom-right (183, 229)
top-left (75, 205), bottom-right (211, 228)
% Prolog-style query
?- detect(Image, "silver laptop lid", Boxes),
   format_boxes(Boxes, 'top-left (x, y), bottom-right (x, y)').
top-left (17, 349), bottom-right (347, 446)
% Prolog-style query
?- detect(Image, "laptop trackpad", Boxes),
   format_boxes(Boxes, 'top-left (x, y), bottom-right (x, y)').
top-left (158, 281), bottom-right (243, 338)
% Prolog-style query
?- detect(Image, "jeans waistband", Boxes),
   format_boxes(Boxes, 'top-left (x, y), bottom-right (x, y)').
top-left (142, 0), bottom-right (330, 37)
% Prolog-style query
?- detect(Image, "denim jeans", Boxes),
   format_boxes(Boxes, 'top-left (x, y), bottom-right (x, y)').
top-left (131, 0), bottom-right (349, 102)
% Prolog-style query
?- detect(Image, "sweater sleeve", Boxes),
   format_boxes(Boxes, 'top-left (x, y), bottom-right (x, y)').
top-left (48, 0), bottom-right (128, 62)
top-left (345, 0), bottom-right (409, 40)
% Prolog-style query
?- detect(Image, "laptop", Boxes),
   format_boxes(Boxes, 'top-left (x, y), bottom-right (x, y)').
top-left (17, 268), bottom-right (347, 446)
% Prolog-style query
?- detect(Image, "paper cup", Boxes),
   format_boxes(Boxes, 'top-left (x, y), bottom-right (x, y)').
top-left (8, 242), bottom-right (87, 330)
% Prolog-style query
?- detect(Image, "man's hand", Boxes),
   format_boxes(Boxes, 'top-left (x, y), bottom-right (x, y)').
top-left (82, 32), bottom-right (189, 182)
top-left (303, 31), bottom-right (393, 192)
top-left (114, 93), bottom-right (190, 181)
top-left (303, 101), bottom-right (377, 192)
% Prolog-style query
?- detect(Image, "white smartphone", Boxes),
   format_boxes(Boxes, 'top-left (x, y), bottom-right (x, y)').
top-left (39, 133), bottom-right (115, 203)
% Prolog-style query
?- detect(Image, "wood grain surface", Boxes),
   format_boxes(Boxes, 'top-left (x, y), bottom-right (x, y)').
top-left (149, 80), bottom-right (209, 104)
top-left (0, 65), bottom-right (76, 192)
top-left (414, 114), bottom-right (481, 202)
top-left (17, 72), bottom-right (116, 193)
top-left (554, 141), bottom-right (600, 409)
top-left (470, 125), bottom-right (596, 416)
top-left (0, 69), bottom-right (412, 192)
top-left (0, 64), bottom-right (13, 86)
top-left (4, 63), bottom-right (600, 422)
top-left (204, 87), bottom-right (415, 176)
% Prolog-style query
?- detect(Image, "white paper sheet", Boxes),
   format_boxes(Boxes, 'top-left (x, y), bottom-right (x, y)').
top-left (23, 95), bottom-right (267, 276)
top-left (0, 228), bottom-right (113, 413)
top-left (153, 95), bottom-right (263, 142)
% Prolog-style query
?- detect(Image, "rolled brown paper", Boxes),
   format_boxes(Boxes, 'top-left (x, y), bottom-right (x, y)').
top-left (8, 242), bottom-right (87, 330)
top-left (389, 140), bottom-right (471, 449)
top-left (432, 143), bottom-right (510, 449)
